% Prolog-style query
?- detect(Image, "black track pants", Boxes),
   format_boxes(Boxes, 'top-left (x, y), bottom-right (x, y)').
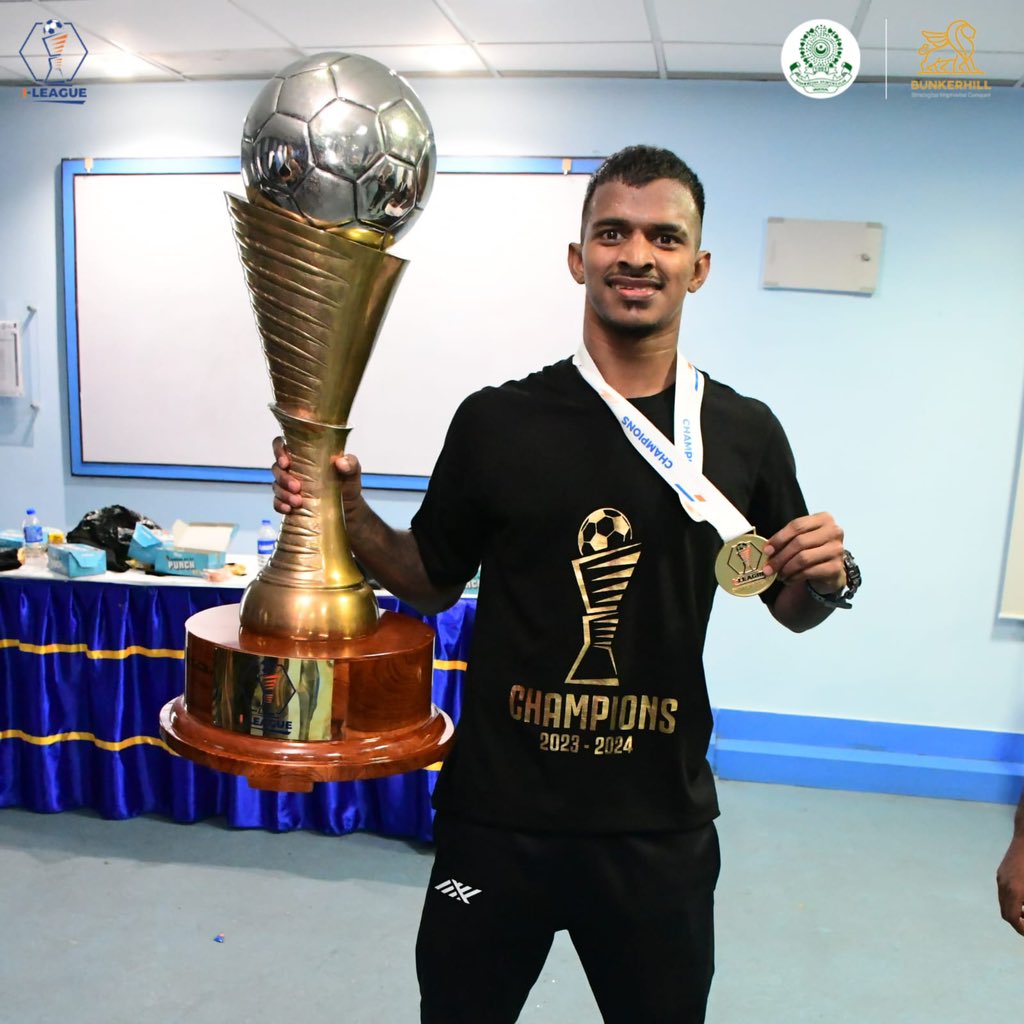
top-left (417, 815), bottom-right (720, 1023)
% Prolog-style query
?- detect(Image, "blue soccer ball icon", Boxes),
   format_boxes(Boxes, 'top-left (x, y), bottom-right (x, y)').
top-left (43, 19), bottom-right (64, 36)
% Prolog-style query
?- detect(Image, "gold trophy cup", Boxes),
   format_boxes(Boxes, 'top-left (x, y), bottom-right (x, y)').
top-left (160, 53), bottom-right (454, 791)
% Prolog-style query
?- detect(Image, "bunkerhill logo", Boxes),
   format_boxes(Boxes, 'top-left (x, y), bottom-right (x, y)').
top-left (912, 19), bottom-right (990, 97)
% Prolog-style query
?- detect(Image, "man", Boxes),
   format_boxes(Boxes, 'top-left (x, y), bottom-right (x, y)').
top-left (273, 146), bottom-right (858, 1022)
top-left (997, 792), bottom-right (1024, 935)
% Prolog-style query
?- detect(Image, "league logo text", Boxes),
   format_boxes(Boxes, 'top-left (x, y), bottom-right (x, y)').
top-left (19, 20), bottom-right (88, 104)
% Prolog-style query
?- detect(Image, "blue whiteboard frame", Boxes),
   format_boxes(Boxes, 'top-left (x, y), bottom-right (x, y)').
top-left (62, 155), bottom-right (603, 490)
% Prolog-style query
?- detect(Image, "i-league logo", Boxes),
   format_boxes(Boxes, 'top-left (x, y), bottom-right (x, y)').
top-left (781, 19), bottom-right (860, 99)
top-left (726, 537), bottom-right (769, 591)
top-left (20, 20), bottom-right (89, 104)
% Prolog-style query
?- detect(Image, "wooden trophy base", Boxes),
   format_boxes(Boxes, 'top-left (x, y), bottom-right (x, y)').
top-left (159, 603), bottom-right (455, 792)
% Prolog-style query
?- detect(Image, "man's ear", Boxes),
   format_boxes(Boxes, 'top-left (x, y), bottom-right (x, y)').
top-left (688, 250), bottom-right (711, 294)
top-left (567, 241), bottom-right (585, 284)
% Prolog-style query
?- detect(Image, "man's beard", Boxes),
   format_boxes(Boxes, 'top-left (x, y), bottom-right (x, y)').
top-left (598, 307), bottom-right (664, 339)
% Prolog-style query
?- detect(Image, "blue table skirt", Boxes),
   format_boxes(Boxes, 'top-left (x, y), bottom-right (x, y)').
top-left (0, 577), bottom-right (473, 841)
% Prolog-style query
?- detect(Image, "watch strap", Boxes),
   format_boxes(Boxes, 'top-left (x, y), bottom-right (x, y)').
top-left (806, 550), bottom-right (861, 609)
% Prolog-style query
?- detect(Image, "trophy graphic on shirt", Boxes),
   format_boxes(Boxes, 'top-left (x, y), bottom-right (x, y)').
top-left (160, 53), bottom-right (454, 791)
top-left (566, 509), bottom-right (641, 686)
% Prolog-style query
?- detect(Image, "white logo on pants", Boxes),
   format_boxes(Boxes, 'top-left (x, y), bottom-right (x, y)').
top-left (435, 878), bottom-right (481, 903)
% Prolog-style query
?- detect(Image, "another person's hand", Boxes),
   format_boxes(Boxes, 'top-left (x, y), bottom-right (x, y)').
top-left (272, 436), bottom-right (301, 514)
top-left (763, 512), bottom-right (846, 593)
top-left (271, 437), bottom-right (365, 518)
top-left (997, 836), bottom-right (1024, 936)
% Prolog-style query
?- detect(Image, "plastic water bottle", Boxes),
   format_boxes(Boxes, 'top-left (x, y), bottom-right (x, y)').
top-left (257, 518), bottom-right (277, 570)
top-left (22, 507), bottom-right (46, 565)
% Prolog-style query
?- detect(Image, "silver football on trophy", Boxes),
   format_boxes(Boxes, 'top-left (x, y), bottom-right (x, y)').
top-left (241, 52), bottom-right (436, 247)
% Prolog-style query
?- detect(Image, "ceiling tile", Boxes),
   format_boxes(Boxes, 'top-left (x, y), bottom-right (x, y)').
top-left (664, 42), bottom-right (781, 76)
top-left (448, 0), bottom-right (651, 43)
top-left (0, 2), bottom-right (46, 55)
top-left (854, 48), bottom-right (884, 79)
top-left (73, 51), bottom-right (179, 81)
top-left (653, 0), bottom-right (860, 45)
top-left (0, 58), bottom-right (27, 81)
top-left (235, 0), bottom-right (463, 47)
top-left (43, 0), bottom-right (284, 52)
top-left (479, 42), bottom-right (656, 73)
top-left (317, 44), bottom-right (487, 75)
top-left (147, 48), bottom-right (301, 79)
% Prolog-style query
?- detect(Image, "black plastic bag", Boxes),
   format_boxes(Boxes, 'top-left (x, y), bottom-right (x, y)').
top-left (66, 505), bottom-right (161, 573)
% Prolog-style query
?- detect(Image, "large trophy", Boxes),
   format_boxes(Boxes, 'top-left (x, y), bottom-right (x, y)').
top-left (160, 53), bottom-right (454, 791)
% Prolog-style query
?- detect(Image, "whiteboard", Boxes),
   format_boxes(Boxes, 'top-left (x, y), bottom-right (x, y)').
top-left (1001, 437), bottom-right (1024, 620)
top-left (63, 157), bottom-right (598, 488)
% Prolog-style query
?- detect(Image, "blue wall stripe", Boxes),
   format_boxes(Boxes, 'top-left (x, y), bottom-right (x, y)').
top-left (714, 709), bottom-right (1024, 763)
top-left (65, 461), bottom-right (429, 491)
top-left (69, 462), bottom-right (272, 483)
top-left (62, 156), bottom-right (241, 176)
top-left (715, 750), bottom-right (1024, 805)
top-left (362, 473), bottom-right (430, 491)
top-left (437, 156), bottom-right (601, 174)
top-left (710, 709), bottom-right (1024, 806)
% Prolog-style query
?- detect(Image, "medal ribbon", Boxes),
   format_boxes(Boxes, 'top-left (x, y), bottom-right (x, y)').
top-left (573, 344), bottom-right (752, 542)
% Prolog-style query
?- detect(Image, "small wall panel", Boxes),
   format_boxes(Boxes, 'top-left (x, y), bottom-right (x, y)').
top-left (762, 217), bottom-right (883, 295)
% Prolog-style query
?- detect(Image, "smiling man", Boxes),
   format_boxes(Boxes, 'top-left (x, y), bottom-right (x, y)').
top-left (570, 172), bottom-right (709, 343)
top-left (273, 145), bottom-right (859, 1023)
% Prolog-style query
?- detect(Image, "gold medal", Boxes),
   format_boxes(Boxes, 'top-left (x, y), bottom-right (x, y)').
top-left (715, 532), bottom-right (774, 597)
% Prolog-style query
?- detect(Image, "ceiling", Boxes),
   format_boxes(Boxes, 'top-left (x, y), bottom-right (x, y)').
top-left (1, 0), bottom-right (1022, 86)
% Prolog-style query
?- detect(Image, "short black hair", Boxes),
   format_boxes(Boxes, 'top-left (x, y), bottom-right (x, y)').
top-left (580, 145), bottom-right (705, 238)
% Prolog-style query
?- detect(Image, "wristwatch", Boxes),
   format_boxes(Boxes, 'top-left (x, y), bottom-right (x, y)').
top-left (806, 550), bottom-right (861, 609)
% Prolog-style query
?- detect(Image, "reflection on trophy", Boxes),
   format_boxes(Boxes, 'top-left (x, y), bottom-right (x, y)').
top-left (160, 53), bottom-right (454, 791)
top-left (565, 508), bottom-right (641, 686)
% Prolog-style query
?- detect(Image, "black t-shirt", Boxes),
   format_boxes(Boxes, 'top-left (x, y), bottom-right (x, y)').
top-left (411, 357), bottom-right (807, 833)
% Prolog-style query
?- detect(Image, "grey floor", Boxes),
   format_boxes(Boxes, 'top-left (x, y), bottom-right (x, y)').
top-left (1, 780), bottom-right (1021, 1023)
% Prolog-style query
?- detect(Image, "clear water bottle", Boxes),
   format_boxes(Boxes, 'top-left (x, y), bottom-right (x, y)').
top-left (22, 507), bottom-right (46, 565)
top-left (257, 518), bottom-right (277, 570)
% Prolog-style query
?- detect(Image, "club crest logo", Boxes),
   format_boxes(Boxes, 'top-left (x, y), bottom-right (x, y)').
top-left (781, 19), bottom-right (860, 99)
top-left (566, 508), bottom-right (641, 687)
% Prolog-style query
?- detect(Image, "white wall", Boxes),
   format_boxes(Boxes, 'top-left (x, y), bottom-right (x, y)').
top-left (0, 75), bottom-right (1021, 732)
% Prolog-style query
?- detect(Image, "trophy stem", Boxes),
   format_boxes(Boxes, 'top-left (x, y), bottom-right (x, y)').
top-left (270, 407), bottom-right (364, 589)
top-left (240, 408), bottom-right (378, 641)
